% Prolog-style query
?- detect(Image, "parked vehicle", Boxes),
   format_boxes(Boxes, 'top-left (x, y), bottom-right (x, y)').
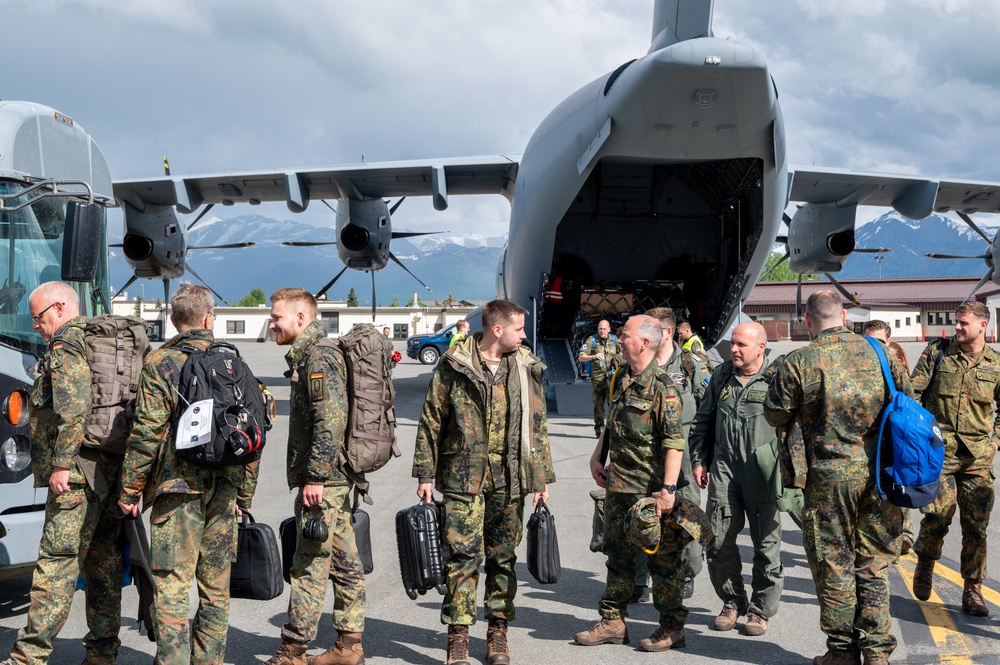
top-left (406, 323), bottom-right (458, 365)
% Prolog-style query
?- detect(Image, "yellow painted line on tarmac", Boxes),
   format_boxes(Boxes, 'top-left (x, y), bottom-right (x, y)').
top-left (924, 554), bottom-right (1000, 609)
top-left (895, 555), bottom-right (974, 665)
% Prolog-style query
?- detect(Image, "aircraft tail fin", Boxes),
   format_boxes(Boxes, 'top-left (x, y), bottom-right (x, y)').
top-left (649, 0), bottom-right (714, 52)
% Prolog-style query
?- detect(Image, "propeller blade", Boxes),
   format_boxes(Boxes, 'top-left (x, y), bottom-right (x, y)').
top-left (188, 242), bottom-right (255, 250)
top-left (186, 203), bottom-right (216, 232)
top-left (113, 274), bottom-right (139, 299)
top-left (825, 273), bottom-right (867, 310)
top-left (321, 200), bottom-right (337, 214)
top-left (184, 263), bottom-right (229, 305)
top-left (370, 272), bottom-right (377, 322)
top-left (965, 268), bottom-right (994, 302)
top-left (109, 243), bottom-right (123, 249)
top-left (163, 156), bottom-right (170, 176)
top-left (390, 231), bottom-right (445, 239)
top-left (760, 252), bottom-right (790, 280)
top-left (795, 274), bottom-right (803, 322)
top-left (163, 278), bottom-right (171, 307)
top-left (853, 248), bottom-right (890, 254)
top-left (956, 211), bottom-right (993, 244)
top-left (388, 197), bottom-right (406, 215)
top-left (315, 265), bottom-right (350, 300)
top-left (388, 251), bottom-right (432, 291)
top-left (282, 241), bottom-right (339, 247)
top-left (925, 253), bottom-right (991, 260)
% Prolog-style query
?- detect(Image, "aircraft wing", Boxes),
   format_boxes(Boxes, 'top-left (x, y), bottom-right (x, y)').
top-left (789, 166), bottom-right (1000, 219)
top-left (113, 154), bottom-right (520, 214)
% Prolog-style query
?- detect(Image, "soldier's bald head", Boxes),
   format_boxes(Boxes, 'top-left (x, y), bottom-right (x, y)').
top-left (30, 281), bottom-right (79, 312)
top-left (732, 322), bottom-right (766, 346)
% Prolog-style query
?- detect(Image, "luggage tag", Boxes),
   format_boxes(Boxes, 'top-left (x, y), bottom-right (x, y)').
top-left (176, 398), bottom-right (214, 450)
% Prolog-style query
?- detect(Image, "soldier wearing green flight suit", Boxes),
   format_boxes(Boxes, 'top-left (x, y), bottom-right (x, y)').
top-left (413, 299), bottom-right (554, 665)
top-left (576, 315), bottom-right (688, 653)
top-left (266, 288), bottom-right (366, 665)
top-left (764, 290), bottom-right (909, 665)
top-left (648, 306), bottom-right (711, 599)
top-left (118, 284), bottom-right (259, 665)
top-left (3, 282), bottom-right (124, 665)
top-left (690, 321), bottom-right (799, 638)
top-left (578, 319), bottom-right (621, 437)
top-left (910, 300), bottom-right (1000, 618)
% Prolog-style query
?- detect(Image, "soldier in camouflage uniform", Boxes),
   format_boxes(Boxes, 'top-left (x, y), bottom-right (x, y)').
top-left (690, 322), bottom-right (793, 637)
top-left (910, 300), bottom-right (1000, 617)
top-left (3, 282), bottom-right (123, 665)
top-left (764, 291), bottom-right (909, 665)
top-left (413, 299), bottom-right (554, 665)
top-left (118, 284), bottom-right (258, 665)
top-left (266, 288), bottom-right (365, 665)
top-left (577, 315), bottom-right (688, 652)
top-left (577, 319), bottom-right (621, 437)
top-left (647, 307), bottom-right (711, 599)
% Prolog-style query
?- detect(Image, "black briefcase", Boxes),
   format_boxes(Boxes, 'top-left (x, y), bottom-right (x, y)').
top-left (526, 498), bottom-right (561, 584)
top-left (231, 511), bottom-right (284, 600)
top-left (395, 501), bottom-right (447, 600)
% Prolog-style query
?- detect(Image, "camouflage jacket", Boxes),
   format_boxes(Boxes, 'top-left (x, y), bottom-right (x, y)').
top-left (660, 344), bottom-right (710, 429)
top-left (763, 326), bottom-right (911, 483)
top-left (28, 316), bottom-right (91, 488)
top-left (911, 337), bottom-right (1000, 458)
top-left (580, 334), bottom-right (621, 382)
top-left (606, 360), bottom-right (685, 495)
top-left (119, 330), bottom-right (259, 509)
top-left (284, 319), bottom-right (348, 489)
top-left (412, 334), bottom-right (555, 497)
top-left (688, 357), bottom-right (781, 502)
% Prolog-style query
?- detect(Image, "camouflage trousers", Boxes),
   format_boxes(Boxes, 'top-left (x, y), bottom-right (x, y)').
top-left (591, 379), bottom-right (609, 435)
top-left (440, 485), bottom-right (524, 625)
top-left (282, 485), bottom-right (366, 643)
top-left (802, 477), bottom-right (901, 660)
top-left (706, 477), bottom-right (784, 619)
top-left (913, 448), bottom-right (995, 580)
top-left (678, 443), bottom-right (703, 583)
top-left (149, 480), bottom-right (238, 665)
top-left (600, 492), bottom-right (687, 630)
top-left (9, 482), bottom-right (123, 665)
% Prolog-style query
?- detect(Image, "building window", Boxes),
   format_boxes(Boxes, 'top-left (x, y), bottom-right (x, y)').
top-left (906, 317), bottom-right (911, 326)
top-left (321, 311), bottom-right (339, 334)
top-left (894, 320), bottom-right (900, 328)
top-left (226, 320), bottom-right (245, 335)
top-left (917, 314), bottom-right (922, 324)
top-left (393, 323), bottom-right (408, 339)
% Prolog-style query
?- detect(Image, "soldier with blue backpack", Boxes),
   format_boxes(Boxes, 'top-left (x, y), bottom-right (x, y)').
top-left (910, 300), bottom-right (1000, 617)
top-left (578, 320), bottom-right (621, 437)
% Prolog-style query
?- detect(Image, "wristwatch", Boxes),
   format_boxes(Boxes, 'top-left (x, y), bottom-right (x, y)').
top-left (662, 483), bottom-right (677, 494)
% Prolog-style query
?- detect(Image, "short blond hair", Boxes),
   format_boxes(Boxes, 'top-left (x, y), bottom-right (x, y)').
top-left (270, 287), bottom-right (317, 319)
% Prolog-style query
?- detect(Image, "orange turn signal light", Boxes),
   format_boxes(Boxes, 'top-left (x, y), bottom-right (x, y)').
top-left (5, 391), bottom-right (24, 426)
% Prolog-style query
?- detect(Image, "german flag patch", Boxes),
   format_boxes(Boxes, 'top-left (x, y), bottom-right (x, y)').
top-left (309, 372), bottom-right (326, 402)
top-left (665, 394), bottom-right (678, 402)
top-left (52, 342), bottom-right (63, 351)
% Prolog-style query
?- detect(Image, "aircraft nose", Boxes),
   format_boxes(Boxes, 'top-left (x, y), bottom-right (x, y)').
top-left (122, 233), bottom-right (154, 261)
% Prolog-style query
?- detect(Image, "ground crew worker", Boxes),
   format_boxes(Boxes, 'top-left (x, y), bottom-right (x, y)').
top-left (764, 290), bottom-right (908, 665)
top-left (910, 300), bottom-right (1000, 617)
top-left (690, 322), bottom-right (789, 637)
top-left (2, 282), bottom-right (123, 665)
top-left (578, 319), bottom-right (621, 437)
top-left (413, 299), bottom-right (554, 665)
top-left (118, 284), bottom-right (258, 665)
top-left (647, 307), bottom-right (710, 599)
top-left (577, 315), bottom-right (688, 652)
top-left (266, 288), bottom-right (366, 665)
top-left (449, 319), bottom-right (470, 349)
top-left (677, 321), bottom-right (705, 355)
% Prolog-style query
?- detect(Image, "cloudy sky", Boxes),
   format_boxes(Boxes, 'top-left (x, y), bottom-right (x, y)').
top-left (4, 0), bottom-right (999, 237)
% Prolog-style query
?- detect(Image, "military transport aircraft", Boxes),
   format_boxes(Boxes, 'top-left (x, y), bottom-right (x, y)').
top-left (111, 0), bottom-right (1000, 346)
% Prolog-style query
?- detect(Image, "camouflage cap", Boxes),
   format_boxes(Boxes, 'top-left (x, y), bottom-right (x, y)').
top-left (664, 496), bottom-right (713, 550)
top-left (625, 497), bottom-right (662, 554)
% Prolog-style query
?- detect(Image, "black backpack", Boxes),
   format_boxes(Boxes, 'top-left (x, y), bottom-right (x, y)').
top-left (175, 342), bottom-right (271, 467)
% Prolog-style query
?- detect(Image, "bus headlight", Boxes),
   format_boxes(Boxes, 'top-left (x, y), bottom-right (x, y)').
top-left (1, 435), bottom-right (30, 471)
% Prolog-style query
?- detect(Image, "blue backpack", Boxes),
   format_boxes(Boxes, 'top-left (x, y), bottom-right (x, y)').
top-left (864, 336), bottom-right (945, 508)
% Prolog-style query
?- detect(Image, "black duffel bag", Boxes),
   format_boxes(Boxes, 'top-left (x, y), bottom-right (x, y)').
top-left (526, 498), bottom-right (561, 584)
top-left (231, 511), bottom-right (284, 600)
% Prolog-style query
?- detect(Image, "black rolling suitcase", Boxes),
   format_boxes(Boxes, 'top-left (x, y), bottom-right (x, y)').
top-left (231, 511), bottom-right (284, 600)
top-left (395, 501), bottom-right (447, 599)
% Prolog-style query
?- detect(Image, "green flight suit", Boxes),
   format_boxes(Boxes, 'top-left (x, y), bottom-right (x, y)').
top-left (911, 338), bottom-right (1000, 580)
top-left (580, 334), bottom-right (621, 436)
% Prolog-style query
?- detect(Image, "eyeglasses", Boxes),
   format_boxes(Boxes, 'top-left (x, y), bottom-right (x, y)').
top-left (31, 302), bottom-right (63, 323)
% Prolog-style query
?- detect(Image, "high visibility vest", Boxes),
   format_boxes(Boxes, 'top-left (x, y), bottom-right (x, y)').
top-left (543, 276), bottom-right (563, 303)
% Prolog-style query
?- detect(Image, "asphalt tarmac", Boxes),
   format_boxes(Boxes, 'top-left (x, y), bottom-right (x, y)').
top-left (1, 339), bottom-right (999, 664)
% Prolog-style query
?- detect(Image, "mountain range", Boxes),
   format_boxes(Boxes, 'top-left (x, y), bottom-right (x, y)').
top-left (109, 210), bottom-right (993, 304)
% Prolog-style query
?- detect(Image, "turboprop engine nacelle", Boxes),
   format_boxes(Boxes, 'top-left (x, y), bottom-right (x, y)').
top-left (787, 202), bottom-right (859, 275)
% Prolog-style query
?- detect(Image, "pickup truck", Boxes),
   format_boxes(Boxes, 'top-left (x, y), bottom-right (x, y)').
top-left (406, 323), bottom-right (458, 365)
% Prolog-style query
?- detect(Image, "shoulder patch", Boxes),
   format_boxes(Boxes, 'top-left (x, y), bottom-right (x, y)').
top-left (309, 371), bottom-right (326, 402)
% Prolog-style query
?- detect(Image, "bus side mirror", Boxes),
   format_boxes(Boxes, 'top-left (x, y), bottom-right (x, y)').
top-left (61, 201), bottom-right (104, 282)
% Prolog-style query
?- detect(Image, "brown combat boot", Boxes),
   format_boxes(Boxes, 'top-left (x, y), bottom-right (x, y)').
top-left (574, 617), bottom-right (629, 646)
top-left (813, 650), bottom-right (862, 665)
top-left (962, 579), bottom-right (989, 617)
top-left (266, 639), bottom-right (309, 665)
top-left (486, 617), bottom-right (510, 665)
top-left (743, 613), bottom-right (768, 637)
top-left (446, 625), bottom-right (471, 665)
top-left (638, 625), bottom-right (685, 652)
top-left (712, 606), bottom-right (740, 631)
top-left (308, 632), bottom-right (365, 665)
top-left (912, 557), bottom-right (935, 601)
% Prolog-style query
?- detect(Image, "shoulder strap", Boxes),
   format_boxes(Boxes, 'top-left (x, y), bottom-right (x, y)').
top-left (863, 336), bottom-right (896, 502)
top-left (863, 336), bottom-right (897, 397)
top-left (610, 334), bottom-right (617, 344)
top-left (714, 360), bottom-right (734, 400)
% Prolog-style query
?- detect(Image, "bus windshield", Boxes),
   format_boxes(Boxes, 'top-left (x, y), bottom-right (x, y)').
top-left (0, 179), bottom-right (110, 358)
